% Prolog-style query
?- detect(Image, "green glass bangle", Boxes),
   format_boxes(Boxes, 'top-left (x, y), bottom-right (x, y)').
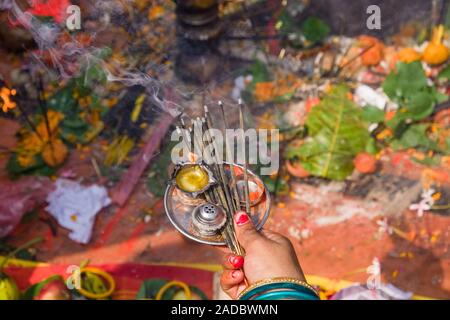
top-left (239, 282), bottom-right (319, 300)
top-left (253, 290), bottom-right (319, 300)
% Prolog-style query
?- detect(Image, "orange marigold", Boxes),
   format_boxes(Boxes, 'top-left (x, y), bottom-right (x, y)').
top-left (254, 82), bottom-right (275, 102)
top-left (359, 35), bottom-right (384, 66)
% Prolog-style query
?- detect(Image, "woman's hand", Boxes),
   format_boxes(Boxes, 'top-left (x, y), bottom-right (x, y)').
top-left (220, 211), bottom-right (306, 299)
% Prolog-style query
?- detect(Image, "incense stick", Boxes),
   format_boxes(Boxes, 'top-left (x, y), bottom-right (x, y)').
top-left (190, 113), bottom-right (243, 256)
top-left (202, 115), bottom-right (236, 215)
top-left (179, 120), bottom-right (218, 206)
top-left (238, 99), bottom-right (251, 213)
top-left (217, 102), bottom-right (241, 210)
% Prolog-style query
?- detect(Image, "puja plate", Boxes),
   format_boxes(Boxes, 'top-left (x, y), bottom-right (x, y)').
top-left (164, 162), bottom-right (271, 245)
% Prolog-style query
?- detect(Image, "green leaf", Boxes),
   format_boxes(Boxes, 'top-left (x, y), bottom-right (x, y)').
top-left (385, 110), bottom-right (410, 135)
top-left (362, 105), bottom-right (385, 123)
top-left (301, 17), bottom-right (330, 44)
top-left (429, 86), bottom-right (448, 103)
top-left (296, 85), bottom-right (370, 180)
top-left (136, 279), bottom-right (169, 300)
top-left (285, 142), bottom-right (303, 159)
top-left (147, 141), bottom-right (178, 197)
top-left (263, 176), bottom-right (289, 195)
top-left (136, 279), bottom-right (207, 300)
top-left (276, 9), bottom-right (305, 48)
top-left (60, 115), bottom-right (91, 144)
top-left (405, 91), bottom-right (434, 120)
top-left (7, 154), bottom-right (57, 179)
top-left (248, 60), bottom-right (271, 86)
top-left (438, 64), bottom-right (450, 81)
top-left (365, 137), bottom-right (379, 154)
top-left (382, 61), bottom-right (428, 103)
top-left (76, 65), bottom-right (107, 89)
top-left (394, 124), bottom-right (431, 149)
top-left (22, 275), bottom-right (63, 300)
top-left (445, 137), bottom-right (450, 153)
top-left (245, 59), bottom-right (272, 100)
top-left (382, 61), bottom-right (445, 137)
top-left (276, 9), bottom-right (297, 36)
top-left (412, 155), bottom-right (441, 166)
top-left (48, 85), bottom-right (77, 113)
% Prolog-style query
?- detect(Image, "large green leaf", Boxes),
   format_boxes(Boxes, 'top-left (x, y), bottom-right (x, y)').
top-left (287, 85), bottom-right (369, 180)
top-left (382, 61), bottom-right (428, 104)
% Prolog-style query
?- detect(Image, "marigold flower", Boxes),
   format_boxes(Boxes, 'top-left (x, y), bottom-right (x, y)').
top-left (0, 87), bottom-right (17, 113)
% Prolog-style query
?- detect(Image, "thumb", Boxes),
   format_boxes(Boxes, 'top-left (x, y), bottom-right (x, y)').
top-left (233, 211), bottom-right (263, 249)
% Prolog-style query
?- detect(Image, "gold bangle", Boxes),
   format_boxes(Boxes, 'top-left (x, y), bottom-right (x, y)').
top-left (237, 277), bottom-right (318, 300)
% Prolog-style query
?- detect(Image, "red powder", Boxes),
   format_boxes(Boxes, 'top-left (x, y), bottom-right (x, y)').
top-left (28, 0), bottom-right (70, 24)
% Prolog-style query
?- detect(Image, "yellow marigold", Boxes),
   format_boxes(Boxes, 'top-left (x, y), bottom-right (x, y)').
top-left (0, 87), bottom-right (17, 113)
top-left (397, 48), bottom-right (422, 63)
top-left (432, 192), bottom-right (441, 201)
top-left (17, 153), bottom-right (36, 167)
top-left (19, 133), bottom-right (44, 155)
top-left (423, 25), bottom-right (449, 65)
top-left (376, 128), bottom-right (393, 140)
top-left (148, 5), bottom-right (165, 20)
top-left (42, 139), bottom-right (69, 167)
top-left (36, 111), bottom-right (64, 140)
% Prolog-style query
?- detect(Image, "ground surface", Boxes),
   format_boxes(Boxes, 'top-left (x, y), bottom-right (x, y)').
top-left (1, 0), bottom-right (450, 300)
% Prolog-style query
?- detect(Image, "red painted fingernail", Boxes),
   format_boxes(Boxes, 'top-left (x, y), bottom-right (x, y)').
top-left (229, 255), bottom-right (244, 269)
top-left (231, 270), bottom-right (240, 279)
top-left (234, 211), bottom-right (249, 226)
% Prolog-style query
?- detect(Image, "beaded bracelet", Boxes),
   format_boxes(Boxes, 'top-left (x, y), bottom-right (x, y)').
top-left (238, 277), bottom-right (319, 300)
